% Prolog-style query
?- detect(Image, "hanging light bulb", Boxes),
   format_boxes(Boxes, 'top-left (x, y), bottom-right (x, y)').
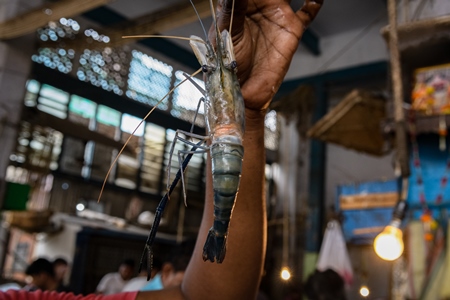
top-left (374, 200), bottom-right (407, 261)
top-left (280, 267), bottom-right (291, 281)
top-left (359, 285), bottom-right (370, 297)
top-left (374, 219), bottom-right (403, 260)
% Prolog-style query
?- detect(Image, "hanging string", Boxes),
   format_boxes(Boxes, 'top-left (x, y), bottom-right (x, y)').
top-left (408, 110), bottom-right (450, 208)
top-left (407, 109), bottom-right (450, 242)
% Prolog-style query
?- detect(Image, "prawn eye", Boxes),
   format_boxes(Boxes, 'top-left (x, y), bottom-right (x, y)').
top-left (202, 65), bottom-right (209, 73)
top-left (230, 61), bottom-right (237, 71)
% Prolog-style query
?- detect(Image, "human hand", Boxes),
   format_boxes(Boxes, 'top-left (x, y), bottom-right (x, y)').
top-left (212, 0), bottom-right (323, 113)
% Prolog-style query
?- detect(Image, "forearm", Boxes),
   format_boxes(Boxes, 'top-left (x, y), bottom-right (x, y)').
top-left (135, 110), bottom-right (267, 300)
top-left (182, 109), bottom-right (267, 300)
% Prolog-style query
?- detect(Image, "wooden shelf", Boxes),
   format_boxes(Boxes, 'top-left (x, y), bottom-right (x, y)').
top-left (381, 15), bottom-right (450, 51)
top-left (308, 89), bottom-right (388, 156)
top-left (381, 15), bottom-right (450, 80)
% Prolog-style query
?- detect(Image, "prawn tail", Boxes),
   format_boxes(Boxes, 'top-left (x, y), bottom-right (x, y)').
top-left (202, 140), bottom-right (244, 263)
top-left (202, 228), bottom-right (227, 263)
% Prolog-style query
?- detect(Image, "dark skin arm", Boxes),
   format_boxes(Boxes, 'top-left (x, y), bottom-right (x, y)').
top-left (1, 1), bottom-right (322, 299)
top-left (136, 1), bottom-right (323, 299)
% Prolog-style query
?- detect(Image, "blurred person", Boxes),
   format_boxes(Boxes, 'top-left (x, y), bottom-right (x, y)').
top-left (23, 258), bottom-right (65, 292)
top-left (304, 269), bottom-right (347, 300)
top-left (141, 240), bottom-right (194, 291)
top-left (121, 258), bottom-right (162, 292)
top-left (96, 259), bottom-right (135, 295)
top-left (52, 258), bottom-right (70, 292)
top-left (1, 0), bottom-right (323, 299)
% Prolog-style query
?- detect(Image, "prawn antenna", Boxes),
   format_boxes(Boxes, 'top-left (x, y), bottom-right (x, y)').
top-left (97, 67), bottom-right (203, 203)
top-left (189, 0), bottom-right (208, 40)
top-left (229, 0), bottom-right (235, 35)
top-left (209, 0), bottom-right (220, 39)
top-left (122, 35), bottom-right (205, 44)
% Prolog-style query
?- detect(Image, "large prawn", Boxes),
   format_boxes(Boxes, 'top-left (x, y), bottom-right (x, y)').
top-left (164, 0), bottom-right (245, 263)
top-left (145, 0), bottom-right (244, 265)
top-left (190, 1), bottom-right (245, 263)
top-left (99, 0), bottom-right (244, 276)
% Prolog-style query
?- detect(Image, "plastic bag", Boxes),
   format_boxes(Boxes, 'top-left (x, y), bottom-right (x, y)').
top-left (316, 220), bottom-right (354, 286)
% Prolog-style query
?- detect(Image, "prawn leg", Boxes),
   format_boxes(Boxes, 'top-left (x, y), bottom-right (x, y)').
top-left (138, 140), bottom-right (205, 279)
top-left (166, 130), bottom-right (210, 199)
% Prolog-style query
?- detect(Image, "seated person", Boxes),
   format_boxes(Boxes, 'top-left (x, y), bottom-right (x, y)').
top-left (141, 240), bottom-right (194, 291)
top-left (24, 258), bottom-right (67, 292)
top-left (52, 258), bottom-right (71, 292)
top-left (304, 269), bottom-right (347, 300)
top-left (121, 258), bottom-right (162, 292)
top-left (96, 259), bottom-right (135, 295)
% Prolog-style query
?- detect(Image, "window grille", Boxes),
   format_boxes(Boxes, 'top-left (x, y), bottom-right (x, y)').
top-left (96, 105), bottom-right (121, 140)
top-left (32, 18), bottom-right (79, 74)
top-left (140, 123), bottom-right (166, 194)
top-left (10, 122), bottom-right (63, 172)
top-left (126, 50), bottom-right (173, 109)
top-left (37, 84), bottom-right (69, 119)
top-left (68, 95), bottom-right (97, 128)
top-left (24, 80), bottom-right (40, 107)
top-left (171, 70), bottom-right (205, 127)
top-left (76, 47), bottom-right (128, 96)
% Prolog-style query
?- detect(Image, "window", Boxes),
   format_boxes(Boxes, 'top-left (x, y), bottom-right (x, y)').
top-left (96, 105), bottom-right (121, 140)
top-left (140, 123), bottom-right (166, 193)
top-left (18, 79), bottom-right (207, 204)
top-left (115, 114), bottom-right (145, 189)
top-left (32, 48), bottom-right (75, 74)
top-left (10, 122), bottom-right (63, 172)
top-left (171, 70), bottom-right (205, 127)
top-left (37, 84), bottom-right (70, 118)
top-left (76, 48), bottom-right (127, 96)
top-left (69, 95), bottom-right (97, 128)
top-left (126, 50), bottom-right (173, 109)
top-left (24, 80), bottom-right (40, 107)
top-left (90, 105), bottom-right (122, 181)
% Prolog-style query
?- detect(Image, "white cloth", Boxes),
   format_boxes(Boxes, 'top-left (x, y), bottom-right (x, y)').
top-left (96, 272), bottom-right (129, 295)
top-left (122, 277), bottom-right (149, 292)
top-left (316, 220), bottom-right (354, 286)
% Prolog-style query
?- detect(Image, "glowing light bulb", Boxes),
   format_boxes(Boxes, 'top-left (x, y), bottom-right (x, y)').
top-left (359, 285), bottom-right (369, 297)
top-left (374, 220), bottom-right (404, 261)
top-left (76, 203), bottom-right (85, 211)
top-left (280, 267), bottom-right (291, 281)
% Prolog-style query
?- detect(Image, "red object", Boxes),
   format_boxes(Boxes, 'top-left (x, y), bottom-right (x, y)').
top-left (2, 290), bottom-right (138, 300)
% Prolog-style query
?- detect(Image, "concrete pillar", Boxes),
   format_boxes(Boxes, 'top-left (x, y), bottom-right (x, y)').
top-left (0, 0), bottom-right (42, 207)
top-left (269, 85), bottom-right (314, 298)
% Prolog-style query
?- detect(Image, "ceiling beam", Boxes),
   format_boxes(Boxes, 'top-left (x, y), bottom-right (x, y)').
top-left (106, 0), bottom-right (212, 48)
top-left (0, 0), bottom-right (113, 40)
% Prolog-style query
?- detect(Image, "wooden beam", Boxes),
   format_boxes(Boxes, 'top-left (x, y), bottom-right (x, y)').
top-left (340, 192), bottom-right (399, 210)
top-left (121, 0), bottom-right (211, 35)
top-left (109, 0), bottom-right (211, 47)
top-left (0, 0), bottom-right (113, 40)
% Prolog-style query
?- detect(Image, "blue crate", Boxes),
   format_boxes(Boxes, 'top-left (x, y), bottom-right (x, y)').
top-left (337, 179), bottom-right (399, 244)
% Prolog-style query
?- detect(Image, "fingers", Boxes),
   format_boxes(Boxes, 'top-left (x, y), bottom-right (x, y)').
top-left (296, 0), bottom-right (324, 28)
top-left (215, 0), bottom-right (248, 38)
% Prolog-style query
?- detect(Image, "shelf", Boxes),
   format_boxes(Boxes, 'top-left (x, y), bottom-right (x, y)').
top-left (381, 15), bottom-right (450, 51)
top-left (307, 89), bottom-right (388, 156)
top-left (382, 15), bottom-right (450, 119)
